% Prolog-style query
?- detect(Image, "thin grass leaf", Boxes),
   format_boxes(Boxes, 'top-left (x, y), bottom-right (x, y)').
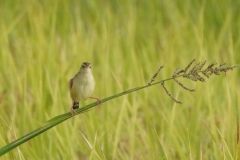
top-left (0, 81), bottom-right (164, 156)
top-left (152, 122), bottom-right (168, 160)
top-left (0, 117), bottom-right (15, 159)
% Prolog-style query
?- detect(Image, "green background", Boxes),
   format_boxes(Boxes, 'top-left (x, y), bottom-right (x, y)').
top-left (0, 0), bottom-right (240, 159)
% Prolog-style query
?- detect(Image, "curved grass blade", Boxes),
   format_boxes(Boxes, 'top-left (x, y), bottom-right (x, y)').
top-left (0, 82), bottom-right (161, 156)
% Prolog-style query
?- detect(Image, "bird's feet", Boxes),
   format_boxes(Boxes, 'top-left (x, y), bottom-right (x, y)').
top-left (71, 101), bottom-right (79, 116)
top-left (89, 97), bottom-right (103, 106)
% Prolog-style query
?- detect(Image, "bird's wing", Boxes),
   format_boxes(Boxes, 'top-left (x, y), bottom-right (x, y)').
top-left (69, 78), bottom-right (74, 89)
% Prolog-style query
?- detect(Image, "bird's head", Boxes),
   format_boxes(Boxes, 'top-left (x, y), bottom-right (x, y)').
top-left (80, 62), bottom-right (92, 72)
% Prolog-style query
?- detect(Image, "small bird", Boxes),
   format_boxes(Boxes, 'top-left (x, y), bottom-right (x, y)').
top-left (69, 62), bottom-right (101, 115)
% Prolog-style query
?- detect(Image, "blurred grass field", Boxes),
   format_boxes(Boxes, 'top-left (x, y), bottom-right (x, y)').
top-left (0, 0), bottom-right (240, 159)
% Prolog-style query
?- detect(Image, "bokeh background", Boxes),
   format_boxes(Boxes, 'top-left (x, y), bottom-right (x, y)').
top-left (0, 0), bottom-right (240, 159)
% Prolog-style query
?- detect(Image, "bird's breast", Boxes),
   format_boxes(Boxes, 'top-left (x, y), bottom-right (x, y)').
top-left (70, 73), bottom-right (95, 102)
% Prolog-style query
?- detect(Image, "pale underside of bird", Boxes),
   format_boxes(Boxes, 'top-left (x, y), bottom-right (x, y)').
top-left (69, 62), bottom-right (101, 115)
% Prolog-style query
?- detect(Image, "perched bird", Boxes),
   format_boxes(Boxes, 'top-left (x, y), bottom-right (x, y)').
top-left (69, 62), bottom-right (101, 115)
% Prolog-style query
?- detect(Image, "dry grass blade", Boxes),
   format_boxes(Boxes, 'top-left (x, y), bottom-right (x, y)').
top-left (195, 61), bottom-right (207, 72)
top-left (173, 78), bottom-right (195, 92)
top-left (184, 59), bottom-right (195, 73)
top-left (173, 67), bottom-right (180, 77)
top-left (161, 82), bottom-right (182, 104)
top-left (148, 66), bottom-right (164, 85)
top-left (161, 60), bottom-right (239, 104)
top-left (206, 62), bottom-right (217, 70)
